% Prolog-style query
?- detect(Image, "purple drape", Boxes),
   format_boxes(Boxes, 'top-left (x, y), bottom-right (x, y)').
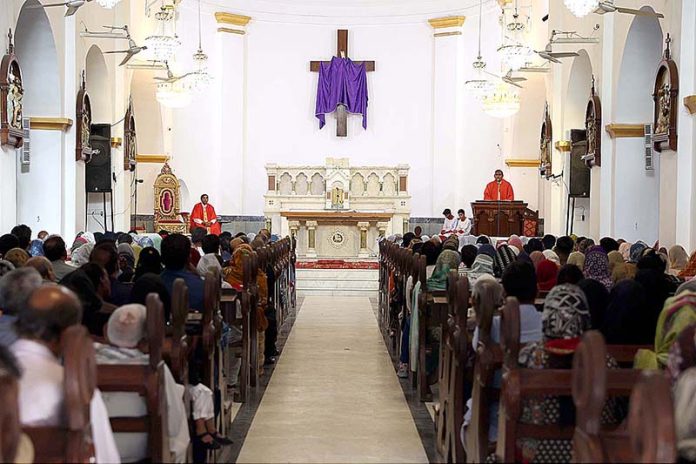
top-left (315, 56), bottom-right (369, 130)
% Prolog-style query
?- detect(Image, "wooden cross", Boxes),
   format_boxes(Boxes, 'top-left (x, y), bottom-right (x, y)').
top-left (310, 29), bottom-right (375, 137)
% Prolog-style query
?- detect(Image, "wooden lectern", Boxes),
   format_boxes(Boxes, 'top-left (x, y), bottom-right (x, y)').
top-left (471, 200), bottom-right (538, 237)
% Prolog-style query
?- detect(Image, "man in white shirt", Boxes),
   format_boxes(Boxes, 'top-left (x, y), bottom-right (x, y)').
top-left (456, 209), bottom-right (473, 236)
top-left (11, 285), bottom-right (120, 463)
top-left (441, 209), bottom-right (459, 235)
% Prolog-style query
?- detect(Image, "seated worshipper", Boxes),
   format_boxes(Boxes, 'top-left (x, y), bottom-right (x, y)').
top-left (460, 245), bottom-right (478, 270)
top-left (634, 290), bottom-right (696, 369)
top-left (635, 250), bottom-right (678, 320)
top-left (129, 273), bottom-right (172, 322)
top-left (0, 233), bottom-right (20, 257)
top-left (71, 242), bottom-right (95, 267)
top-left (161, 234), bottom-right (205, 311)
top-left (557, 263), bottom-right (584, 286)
top-left (80, 263), bottom-right (116, 311)
top-left (599, 237), bottom-right (620, 254)
top-left (583, 246), bottom-right (613, 291)
top-left (414, 226), bottom-right (423, 239)
top-left (10, 224), bottom-right (32, 252)
top-left (542, 234), bottom-right (556, 251)
top-left (91, 242), bottom-right (131, 306)
top-left (536, 259), bottom-right (559, 294)
top-left (4, 248), bottom-right (29, 268)
top-left (607, 250), bottom-right (624, 274)
top-left (11, 285), bottom-right (120, 463)
top-left (465, 248), bottom-right (496, 285)
top-left (0, 268), bottom-right (42, 347)
top-left (542, 249), bottom-right (560, 267)
top-left (197, 234), bottom-right (223, 276)
top-left (673, 368), bottom-right (696, 463)
top-left (43, 235), bottom-right (76, 281)
top-left (0, 345), bottom-right (35, 463)
top-left (441, 209), bottom-right (459, 236)
top-left (435, 236), bottom-right (461, 272)
top-left (566, 251), bottom-right (585, 271)
top-left (0, 259), bottom-right (14, 277)
top-left (134, 247), bottom-right (162, 281)
top-left (24, 256), bottom-right (56, 282)
top-left (601, 279), bottom-right (654, 346)
top-left (476, 235), bottom-right (491, 245)
top-left (553, 236), bottom-right (574, 266)
top-left (419, 240), bottom-right (440, 279)
top-left (219, 234), bottom-right (233, 264)
top-left (508, 234), bottom-right (524, 254)
top-left (493, 244), bottom-right (516, 278)
top-left (515, 284), bottom-right (625, 463)
top-left (60, 269), bottom-right (113, 337)
top-left (618, 241), bottom-right (632, 261)
top-left (456, 209), bottom-right (472, 235)
top-left (668, 245), bottom-right (689, 276)
top-left (679, 250), bottom-right (696, 280)
top-left (96, 305), bottom-right (233, 460)
top-left (529, 250), bottom-right (545, 270)
top-left (629, 241), bottom-right (649, 263)
top-left (117, 243), bottom-right (135, 283)
top-left (525, 237), bottom-right (544, 254)
top-left (29, 238), bottom-right (44, 257)
top-left (677, 279), bottom-right (696, 296)
top-left (37, 230), bottom-right (48, 241)
top-left (578, 278), bottom-right (610, 331)
top-left (401, 232), bottom-right (416, 249)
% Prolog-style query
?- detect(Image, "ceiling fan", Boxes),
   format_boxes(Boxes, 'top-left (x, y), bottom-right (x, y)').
top-left (535, 41), bottom-right (579, 64)
top-left (153, 64), bottom-right (193, 84)
top-left (594, 1), bottom-right (664, 17)
top-left (34, 0), bottom-right (92, 17)
top-left (102, 26), bottom-right (147, 66)
top-left (485, 70), bottom-right (527, 89)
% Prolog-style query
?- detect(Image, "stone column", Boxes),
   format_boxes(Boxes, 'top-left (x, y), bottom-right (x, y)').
top-left (358, 221), bottom-right (369, 258)
top-left (306, 220), bottom-right (318, 258)
top-left (377, 222), bottom-right (388, 240)
top-left (288, 220), bottom-right (300, 241)
top-left (215, 13), bottom-right (250, 215)
top-left (598, 13), bottom-right (617, 238)
top-left (429, 16), bottom-right (466, 215)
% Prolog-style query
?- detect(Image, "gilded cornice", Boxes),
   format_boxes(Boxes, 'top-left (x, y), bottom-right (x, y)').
top-left (605, 123), bottom-right (645, 138)
top-left (684, 95), bottom-right (696, 115)
top-left (136, 154), bottom-right (169, 163)
top-left (29, 117), bottom-right (73, 131)
top-left (428, 16), bottom-right (466, 29)
top-left (505, 159), bottom-right (541, 168)
top-left (214, 12), bottom-right (251, 26)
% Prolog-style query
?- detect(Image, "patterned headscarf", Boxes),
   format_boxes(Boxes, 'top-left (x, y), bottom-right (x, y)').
top-left (567, 251), bottom-right (585, 270)
top-left (542, 249), bottom-right (560, 266)
top-left (467, 254), bottom-right (495, 283)
top-left (71, 243), bottom-right (95, 267)
top-left (629, 241), bottom-right (648, 263)
top-left (583, 246), bottom-right (613, 290)
top-left (29, 239), bottom-right (44, 257)
top-left (542, 284), bottom-right (590, 340)
top-left (674, 367), bottom-right (696, 461)
top-left (435, 249), bottom-right (461, 272)
top-left (494, 245), bottom-right (516, 277)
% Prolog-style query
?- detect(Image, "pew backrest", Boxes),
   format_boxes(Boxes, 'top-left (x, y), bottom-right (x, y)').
top-left (0, 371), bottom-right (20, 462)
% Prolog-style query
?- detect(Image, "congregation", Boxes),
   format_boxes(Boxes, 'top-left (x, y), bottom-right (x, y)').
top-left (0, 224), bottom-right (292, 463)
top-left (380, 230), bottom-right (696, 463)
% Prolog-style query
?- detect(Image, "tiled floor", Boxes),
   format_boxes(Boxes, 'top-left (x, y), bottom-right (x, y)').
top-left (236, 296), bottom-right (429, 463)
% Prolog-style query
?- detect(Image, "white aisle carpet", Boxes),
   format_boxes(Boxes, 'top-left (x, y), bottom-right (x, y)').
top-left (237, 296), bottom-right (428, 463)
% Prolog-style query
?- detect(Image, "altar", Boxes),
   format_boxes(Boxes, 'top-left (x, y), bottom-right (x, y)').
top-left (264, 158), bottom-right (410, 259)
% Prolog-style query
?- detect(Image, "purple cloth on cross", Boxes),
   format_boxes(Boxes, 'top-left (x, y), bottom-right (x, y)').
top-left (315, 56), bottom-right (369, 130)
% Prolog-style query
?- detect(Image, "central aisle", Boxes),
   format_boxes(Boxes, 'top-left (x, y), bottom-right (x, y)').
top-left (237, 296), bottom-right (429, 463)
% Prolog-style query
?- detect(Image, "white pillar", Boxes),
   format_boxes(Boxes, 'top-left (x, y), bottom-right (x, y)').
top-left (598, 14), bottom-right (616, 239)
top-left (62, 15), bottom-right (78, 239)
top-left (676, 1), bottom-right (696, 251)
top-left (429, 16), bottom-right (466, 216)
top-left (216, 13), bottom-right (249, 216)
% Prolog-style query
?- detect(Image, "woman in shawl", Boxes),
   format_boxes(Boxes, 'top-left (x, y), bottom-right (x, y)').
top-left (680, 251), bottom-right (696, 279)
top-left (134, 247), bottom-right (162, 281)
top-left (566, 251), bottom-right (585, 270)
top-left (28, 239), bottom-right (44, 257)
top-left (508, 234), bottom-right (524, 253)
top-left (607, 250), bottom-right (624, 272)
top-left (222, 243), bottom-right (254, 289)
top-left (542, 249), bottom-right (560, 267)
top-left (530, 251), bottom-right (545, 270)
top-left (601, 279), bottom-right (654, 345)
top-left (578, 278), bottom-right (610, 330)
top-left (71, 242), bottom-right (94, 267)
top-left (629, 241), bottom-right (648, 263)
top-left (494, 245), bottom-right (516, 278)
top-left (117, 243), bottom-right (135, 283)
top-left (516, 284), bottom-right (625, 463)
top-left (618, 242), bottom-right (632, 262)
top-left (465, 252), bottom-right (495, 286)
top-left (583, 246), bottom-right (613, 290)
top-left (536, 259), bottom-right (559, 294)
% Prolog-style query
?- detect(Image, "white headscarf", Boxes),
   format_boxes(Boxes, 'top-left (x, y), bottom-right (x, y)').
top-left (107, 304), bottom-right (146, 348)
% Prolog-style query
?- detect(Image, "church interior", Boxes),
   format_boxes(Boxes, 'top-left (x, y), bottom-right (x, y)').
top-left (0, 0), bottom-right (695, 462)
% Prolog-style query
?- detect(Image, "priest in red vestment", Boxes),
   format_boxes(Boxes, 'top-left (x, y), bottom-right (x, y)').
top-left (483, 169), bottom-right (515, 201)
top-left (190, 194), bottom-right (222, 235)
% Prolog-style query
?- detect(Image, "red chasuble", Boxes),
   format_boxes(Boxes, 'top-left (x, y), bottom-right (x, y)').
top-left (483, 179), bottom-right (515, 201)
top-left (189, 203), bottom-right (221, 235)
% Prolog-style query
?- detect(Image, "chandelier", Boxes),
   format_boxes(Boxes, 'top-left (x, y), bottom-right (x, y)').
top-left (497, 1), bottom-right (535, 71)
top-left (144, 5), bottom-right (180, 62)
top-left (156, 81), bottom-right (192, 108)
top-left (464, 0), bottom-right (495, 99)
top-left (96, 0), bottom-right (121, 8)
top-left (563, 0), bottom-right (599, 17)
top-left (482, 84), bottom-right (520, 118)
top-left (185, 0), bottom-right (213, 92)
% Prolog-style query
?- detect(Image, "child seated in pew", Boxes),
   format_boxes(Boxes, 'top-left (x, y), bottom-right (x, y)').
top-left (95, 304), bottom-right (232, 462)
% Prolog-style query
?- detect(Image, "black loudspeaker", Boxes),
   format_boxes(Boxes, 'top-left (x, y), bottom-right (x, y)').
top-left (86, 124), bottom-right (112, 192)
top-left (569, 129), bottom-right (590, 198)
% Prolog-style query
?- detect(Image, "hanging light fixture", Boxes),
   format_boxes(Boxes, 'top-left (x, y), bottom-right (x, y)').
top-left (464, 0), bottom-right (496, 99)
top-left (482, 83), bottom-right (520, 118)
top-left (497, 0), bottom-right (535, 71)
top-left (144, 4), bottom-right (180, 62)
top-left (563, 0), bottom-right (599, 17)
top-left (185, 0), bottom-right (212, 92)
top-left (156, 80), bottom-right (192, 108)
top-left (96, 0), bottom-right (122, 8)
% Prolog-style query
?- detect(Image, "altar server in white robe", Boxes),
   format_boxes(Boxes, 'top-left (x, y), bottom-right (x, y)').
top-left (441, 209), bottom-right (459, 235)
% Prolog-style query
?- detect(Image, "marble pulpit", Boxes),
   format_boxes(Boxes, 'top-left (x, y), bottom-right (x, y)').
top-left (264, 158), bottom-right (410, 259)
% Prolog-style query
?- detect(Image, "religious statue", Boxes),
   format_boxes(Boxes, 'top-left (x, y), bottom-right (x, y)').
top-left (655, 82), bottom-right (671, 135)
top-left (81, 107), bottom-right (91, 151)
top-left (331, 186), bottom-right (344, 208)
top-left (586, 115), bottom-right (597, 156)
top-left (7, 71), bottom-right (22, 130)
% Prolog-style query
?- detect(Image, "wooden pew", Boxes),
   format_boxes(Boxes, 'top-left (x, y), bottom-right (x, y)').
top-left (165, 278), bottom-right (190, 385)
top-left (0, 365), bottom-right (21, 462)
top-left (23, 325), bottom-right (96, 463)
top-left (96, 293), bottom-right (171, 462)
top-left (243, 250), bottom-right (260, 387)
top-left (572, 331), bottom-right (676, 463)
top-left (221, 287), bottom-right (251, 403)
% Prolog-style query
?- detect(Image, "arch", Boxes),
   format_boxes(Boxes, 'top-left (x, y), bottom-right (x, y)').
top-left (614, 8), bottom-right (663, 243)
top-left (85, 45), bottom-right (112, 124)
top-left (13, 0), bottom-right (62, 233)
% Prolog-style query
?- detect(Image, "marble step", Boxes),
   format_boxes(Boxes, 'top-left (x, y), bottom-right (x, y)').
top-left (296, 269), bottom-right (379, 296)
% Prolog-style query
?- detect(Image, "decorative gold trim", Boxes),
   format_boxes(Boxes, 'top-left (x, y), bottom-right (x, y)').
top-left (111, 137), bottom-right (122, 148)
top-left (684, 95), bottom-right (696, 115)
top-left (605, 123), bottom-right (645, 138)
top-left (215, 12), bottom-right (251, 26)
top-left (554, 140), bottom-right (571, 152)
top-left (428, 16), bottom-right (466, 29)
top-left (29, 117), bottom-right (73, 131)
top-left (136, 154), bottom-right (169, 163)
top-left (497, 0), bottom-right (513, 5)
top-left (217, 27), bottom-right (245, 35)
top-left (505, 159), bottom-right (541, 168)
top-left (434, 31), bottom-right (462, 37)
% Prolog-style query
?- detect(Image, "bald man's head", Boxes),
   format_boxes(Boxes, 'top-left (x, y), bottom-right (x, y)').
top-left (16, 285), bottom-right (82, 343)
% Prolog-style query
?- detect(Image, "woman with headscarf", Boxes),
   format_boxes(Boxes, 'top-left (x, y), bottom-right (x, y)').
top-left (117, 243), bottom-right (135, 283)
top-left (465, 251), bottom-right (496, 286)
top-left (494, 245), bottom-right (516, 278)
top-left (222, 243), bottom-right (254, 289)
top-left (666, 327), bottom-right (696, 462)
top-left (635, 291), bottom-right (696, 369)
top-left (606, 250), bottom-right (624, 272)
top-left (536, 259), bottom-right (559, 294)
top-left (71, 242), bottom-right (94, 267)
top-left (516, 284), bottom-right (624, 462)
top-left (4, 248), bottom-right (29, 268)
top-left (680, 251), bottom-right (696, 279)
top-left (529, 251), bottom-right (545, 270)
top-left (60, 268), bottom-right (111, 336)
top-left (507, 235), bottom-right (524, 253)
top-left (577, 238), bottom-right (595, 254)
top-left (629, 241), bottom-right (648, 263)
top-left (618, 242), bottom-right (632, 262)
top-left (677, 279), bottom-right (696, 296)
top-left (567, 251), bottom-right (585, 270)
top-left (134, 247), bottom-right (162, 281)
top-left (635, 250), bottom-right (677, 321)
top-left (28, 239), bottom-right (44, 257)
top-left (542, 249), bottom-right (560, 267)
top-left (601, 279), bottom-right (653, 345)
top-left (578, 278), bottom-right (610, 330)
top-left (583, 246), bottom-right (614, 291)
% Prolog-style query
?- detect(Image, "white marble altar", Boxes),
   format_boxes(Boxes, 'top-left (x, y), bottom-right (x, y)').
top-left (264, 158), bottom-right (410, 259)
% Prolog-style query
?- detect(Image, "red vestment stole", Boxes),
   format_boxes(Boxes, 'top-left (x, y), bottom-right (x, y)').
top-left (190, 203), bottom-right (222, 235)
top-left (483, 180), bottom-right (514, 201)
